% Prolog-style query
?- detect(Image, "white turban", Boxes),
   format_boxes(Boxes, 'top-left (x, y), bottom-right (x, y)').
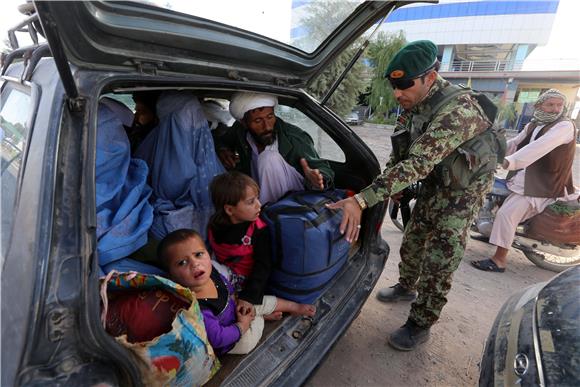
top-left (229, 92), bottom-right (278, 121)
top-left (202, 100), bottom-right (235, 129)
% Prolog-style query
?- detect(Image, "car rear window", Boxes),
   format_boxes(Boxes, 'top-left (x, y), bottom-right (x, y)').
top-left (276, 105), bottom-right (345, 162)
top-left (1, 84), bottom-right (32, 259)
top-left (151, 0), bottom-right (363, 53)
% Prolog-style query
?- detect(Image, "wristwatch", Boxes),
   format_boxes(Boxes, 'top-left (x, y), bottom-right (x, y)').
top-left (353, 193), bottom-right (367, 210)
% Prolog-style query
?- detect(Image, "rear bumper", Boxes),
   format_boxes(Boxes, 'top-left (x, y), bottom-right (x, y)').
top-left (221, 238), bottom-right (389, 386)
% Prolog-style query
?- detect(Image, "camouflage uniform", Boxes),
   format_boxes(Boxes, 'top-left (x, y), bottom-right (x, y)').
top-left (359, 75), bottom-right (493, 328)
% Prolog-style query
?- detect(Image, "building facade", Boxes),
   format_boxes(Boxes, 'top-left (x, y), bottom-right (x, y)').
top-left (291, 0), bottom-right (580, 126)
top-left (379, 0), bottom-right (579, 116)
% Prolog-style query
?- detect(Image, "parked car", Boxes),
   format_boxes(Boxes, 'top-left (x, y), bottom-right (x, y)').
top-left (1, 1), bottom-right (404, 385)
top-left (479, 266), bottom-right (580, 386)
top-left (345, 111), bottom-right (363, 126)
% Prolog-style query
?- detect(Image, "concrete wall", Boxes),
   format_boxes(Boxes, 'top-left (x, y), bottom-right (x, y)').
top-left (445, 78), bottom-right (579, 120)
top-left (446, 78), bottom-right (518, 99)
top-left (516, 83), bottom-right (579, 114)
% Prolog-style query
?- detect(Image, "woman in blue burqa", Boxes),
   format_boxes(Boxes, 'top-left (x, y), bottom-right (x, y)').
top-left (96, 99), bottom-right (155, 275)
top-left (135, 91), bottom-right (225, 241)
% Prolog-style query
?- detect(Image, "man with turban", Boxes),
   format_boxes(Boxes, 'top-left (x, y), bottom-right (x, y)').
top-left (472, 89), bottom-right (578, 272)
top-left (216, 92), bottom-right (334, 203)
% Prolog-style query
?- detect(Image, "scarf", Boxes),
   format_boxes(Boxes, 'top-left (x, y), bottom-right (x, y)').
top-left (531, 89), bottom-right (567, 124)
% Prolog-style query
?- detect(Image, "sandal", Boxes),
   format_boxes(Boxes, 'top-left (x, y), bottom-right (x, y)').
top-left (471, 259), bottom-right (505, 273)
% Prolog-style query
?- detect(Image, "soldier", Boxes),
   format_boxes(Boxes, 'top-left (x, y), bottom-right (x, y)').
top-left (328, 40), bottom-right (499, 351)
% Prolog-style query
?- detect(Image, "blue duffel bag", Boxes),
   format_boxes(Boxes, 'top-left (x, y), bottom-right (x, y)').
top-left (261, 190), bottom-right (351, 304)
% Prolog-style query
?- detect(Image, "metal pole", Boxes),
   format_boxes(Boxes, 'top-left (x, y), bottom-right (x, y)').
top-left (321, 11), bottom-right (391, 106)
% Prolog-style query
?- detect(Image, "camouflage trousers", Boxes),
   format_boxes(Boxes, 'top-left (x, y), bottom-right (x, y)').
top-left (398, 177), bottom-right (490, 329)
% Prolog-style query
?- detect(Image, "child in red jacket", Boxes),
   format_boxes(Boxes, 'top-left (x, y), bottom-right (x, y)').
top-left (208, 171), bottom-right (315, 320)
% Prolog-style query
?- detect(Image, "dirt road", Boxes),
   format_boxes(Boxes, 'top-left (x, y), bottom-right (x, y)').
top-left (305, 124), bottom-right (571, 387)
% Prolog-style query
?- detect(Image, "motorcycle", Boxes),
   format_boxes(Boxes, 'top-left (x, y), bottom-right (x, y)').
top-left (472, 177), bottom-right (580, 272)
top-left (388, 178), bottom-right (580, 272)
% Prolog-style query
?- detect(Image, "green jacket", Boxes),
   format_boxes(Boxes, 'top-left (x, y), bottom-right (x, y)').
top-left (214, 117), bottom-right (334, 189)
top-left (360, 75), bottom-right (491, 207)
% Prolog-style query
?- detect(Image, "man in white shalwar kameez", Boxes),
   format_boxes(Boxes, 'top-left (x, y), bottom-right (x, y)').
top-left (215, 92), bottom-right (334, 204)
top-left (471, 89), bottom-right (578, 272)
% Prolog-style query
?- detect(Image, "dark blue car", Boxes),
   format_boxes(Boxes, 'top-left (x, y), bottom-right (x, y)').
top-left (0, 1), bottom-right (416, 385)
top-left (479, 266), bottom-right (580, 386)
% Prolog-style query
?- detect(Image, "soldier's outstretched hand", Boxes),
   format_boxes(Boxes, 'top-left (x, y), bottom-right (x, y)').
top-left (326, 197), bottom-right (362, 243)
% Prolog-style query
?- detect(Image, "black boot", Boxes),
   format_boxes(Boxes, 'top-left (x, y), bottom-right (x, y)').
top-left (376, 283), bottom-right (417, 303)
top-left (388, 320), bottom-right (430, 351)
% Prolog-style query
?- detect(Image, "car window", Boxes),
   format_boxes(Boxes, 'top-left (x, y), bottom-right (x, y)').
top-left (103, 93), bottom-right (136, 111)
top-left (275, 105), bottom-right (345, 162)
top-left (153, 0), bottom-right (363, 54)
top-left (1, 84), bottom-right (32, 259)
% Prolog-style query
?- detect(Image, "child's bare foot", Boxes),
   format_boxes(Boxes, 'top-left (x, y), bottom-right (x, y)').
top-left (294, 304), bottom-right (316, 317)
top-left (275, 297), bottom-right (316, 317)
top-left (264, 311), bottom-right (283, 321)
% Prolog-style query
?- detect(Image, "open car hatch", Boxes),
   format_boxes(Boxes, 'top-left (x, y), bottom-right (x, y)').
top-left (32, 1), bottom-right (411, 89)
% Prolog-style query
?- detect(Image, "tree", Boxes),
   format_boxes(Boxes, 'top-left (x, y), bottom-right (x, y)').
top-left (365, 31), bottom-right (406, 120)
top-left (495, 99), bottom-right (517, 129)
top-left (297, 0), bottom-right (366, 116)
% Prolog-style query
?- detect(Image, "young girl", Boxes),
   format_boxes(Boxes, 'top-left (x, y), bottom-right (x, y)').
top-left (208, 171), bottom-right (316, 318)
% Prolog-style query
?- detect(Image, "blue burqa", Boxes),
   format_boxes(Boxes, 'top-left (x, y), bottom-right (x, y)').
top-left (96, 102), bottom-right (154, 272)
top-left (135, 91), bottom-right (225, 240)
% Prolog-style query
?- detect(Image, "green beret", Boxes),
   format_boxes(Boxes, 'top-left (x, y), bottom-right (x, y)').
top-left (385, 40), bottom-right (438, 80)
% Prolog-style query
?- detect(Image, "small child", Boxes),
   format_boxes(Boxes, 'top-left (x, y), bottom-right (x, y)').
top-left (158, 229), bottom-right (254, 355)
top-left (208, 171), bottom-right (316, 319)
top-left (158, 229), bottom-right (312, 355)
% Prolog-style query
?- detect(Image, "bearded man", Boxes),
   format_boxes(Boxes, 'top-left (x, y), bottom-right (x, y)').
top-left (472, 88), bottom-right (578, 272)
top-left (215, 92), bottom-right (334, 203)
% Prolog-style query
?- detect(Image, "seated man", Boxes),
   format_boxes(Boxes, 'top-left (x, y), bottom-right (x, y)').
top-left (471, 89), bottom-right (578, 272)
top-left (215, 92), bottom-right (334, 203)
